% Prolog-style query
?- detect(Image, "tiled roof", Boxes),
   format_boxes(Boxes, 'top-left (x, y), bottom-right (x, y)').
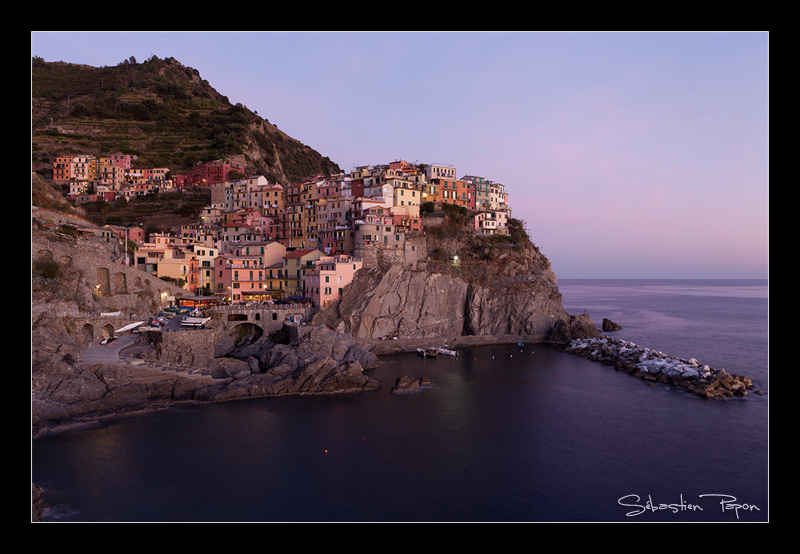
top-left (283, 248), bottom-right (320, 258)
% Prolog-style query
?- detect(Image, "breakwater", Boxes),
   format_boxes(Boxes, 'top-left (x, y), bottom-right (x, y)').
top-left (565, 336), bottom-right (755, 399)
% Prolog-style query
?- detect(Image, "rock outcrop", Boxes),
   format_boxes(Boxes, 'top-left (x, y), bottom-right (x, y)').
top-left (318, 265), bottom-right (470, 339)
top-left (195, 325), bottom-right (382, 401)
top-left (602, 318), bottom-right (623, 331)
top-left (32, 325), bottom-right (381, 434)
top-left (314, 218), bottom-right (600, 344)
top-left (315, 264), bottom-right (598, 344)
top-left (391, 375), bottom-right (432, 394)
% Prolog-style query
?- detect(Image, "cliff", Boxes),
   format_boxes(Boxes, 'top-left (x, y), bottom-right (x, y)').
top-left (314, 214), bottom-right (599, 344)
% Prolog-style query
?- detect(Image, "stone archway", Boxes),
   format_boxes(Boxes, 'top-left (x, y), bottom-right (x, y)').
top-left (101, 323), bottom-right (116, 339)
top-left (231, 322), bottom-right (264, 348)
top-left (97, 267), bottom-right (111, 296)
top-left (81, 323), bottom-right (94, 343)
top-left (113, 271), bottom-right (128, 294)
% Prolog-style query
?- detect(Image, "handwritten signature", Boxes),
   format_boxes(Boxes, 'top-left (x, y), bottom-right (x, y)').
top-left (618, 493), bottom-right (761, 519)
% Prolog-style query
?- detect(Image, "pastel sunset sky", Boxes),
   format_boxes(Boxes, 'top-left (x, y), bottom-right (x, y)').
top-left (31, 31), bottom-right (769, 279)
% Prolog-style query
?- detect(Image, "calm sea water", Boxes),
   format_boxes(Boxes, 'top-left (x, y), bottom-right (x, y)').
top-left (32, 279), bottom-right (769, 522)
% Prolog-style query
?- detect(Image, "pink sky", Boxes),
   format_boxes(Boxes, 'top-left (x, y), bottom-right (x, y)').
top-left (32, 31), bottom-right (768, 278)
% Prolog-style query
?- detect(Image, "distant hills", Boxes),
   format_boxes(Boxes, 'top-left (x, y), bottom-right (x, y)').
top-left (31, 55), bottom-right (342, 185)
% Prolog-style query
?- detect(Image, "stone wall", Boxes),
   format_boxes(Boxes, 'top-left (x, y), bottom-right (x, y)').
top-left (32, 211), bottom-right (188, 317)
top-left (355, 234), bottom-right (427, 271)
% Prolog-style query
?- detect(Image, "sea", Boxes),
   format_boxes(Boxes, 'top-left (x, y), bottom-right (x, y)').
top-left (31, 279), bottom-right (769, 522)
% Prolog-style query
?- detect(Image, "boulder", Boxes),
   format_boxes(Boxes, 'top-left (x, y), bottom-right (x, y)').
top-left (210, 357), bottom-right (252, 379)
top-left (391, 375), bottom-right (431, 394)
top-left (602, 318), bottom-right (623, 331)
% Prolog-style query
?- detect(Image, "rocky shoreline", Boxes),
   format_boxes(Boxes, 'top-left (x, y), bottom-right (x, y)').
top-left (33, 328), bottom-right (762, 439)
top-left (31, 325), bottom-right (383, 438)
top-left (565, 336), bottom-right (759, 399)
top-left (31, 329), bottom-right (568, 435)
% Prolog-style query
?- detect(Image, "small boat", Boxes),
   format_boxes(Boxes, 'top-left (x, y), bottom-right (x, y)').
top-left (115, 321), bottom-right (145, 334)
top-left (180, 316), bottom-right (212, 328)
top-left (417, 348), bottom-right (439, 358)
top-left (437, 347), bottom-right (457, 356)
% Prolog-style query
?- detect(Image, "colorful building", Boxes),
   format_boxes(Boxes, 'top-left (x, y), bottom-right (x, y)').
top-left (474, 210), bottom-right (509, 235)
top-left (304, 255), bottom-right (364, 307)
top-left (214, 253), bottom-right (266, 303)
top-left (434, 178), bottom-right (473, 209)
top-left (281, 248), bottom-right (323, 297)
top-left (178, 159), bottom-right (246, 188)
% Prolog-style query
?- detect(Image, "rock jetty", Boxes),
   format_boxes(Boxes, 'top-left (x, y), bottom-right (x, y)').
top-left (565, 337), bottom-right (754, 399)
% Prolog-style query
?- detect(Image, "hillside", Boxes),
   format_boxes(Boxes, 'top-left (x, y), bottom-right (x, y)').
top-left (31, 55), bottom-right (341, 185)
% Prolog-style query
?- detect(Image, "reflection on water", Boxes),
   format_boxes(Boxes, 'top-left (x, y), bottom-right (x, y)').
top-left (34, 342), bottom-right (768, 522)
top-left (33, 281), bottom-right (769, 522)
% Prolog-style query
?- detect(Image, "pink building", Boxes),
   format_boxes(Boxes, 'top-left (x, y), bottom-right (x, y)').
top-left (474, 210), bottom-right (509, 235)
top-left (392, 213), bottom-right (422, 234)
top-left (105, 225), bottom-right (145, 244)
top-left (214, 254), bottom-right (266, 303)
top-left (108, 154), bottom-right (132, 169)
top-left (304, 255), bottom-right (363, 307)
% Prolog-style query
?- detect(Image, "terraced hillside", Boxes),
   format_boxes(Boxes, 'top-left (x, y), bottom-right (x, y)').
top-left (31, 55), bottom-right (341, 185)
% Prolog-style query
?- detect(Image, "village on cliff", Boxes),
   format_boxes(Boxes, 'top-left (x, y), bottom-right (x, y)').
top-left (52, 155), bottom-right (514, 310)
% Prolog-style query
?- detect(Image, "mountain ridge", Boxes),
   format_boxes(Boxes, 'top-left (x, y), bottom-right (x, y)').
top-left (31, 55), bottom-right (341, 185)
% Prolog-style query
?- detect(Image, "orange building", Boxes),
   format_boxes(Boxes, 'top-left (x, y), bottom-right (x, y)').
top-left (434, 178), bottom-right (473, 209)
top-left (53, 155), bottom-right (94, 184)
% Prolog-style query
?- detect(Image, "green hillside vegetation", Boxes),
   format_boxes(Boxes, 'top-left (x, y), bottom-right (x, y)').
top-left (31, 55), bottom-right (341, 185)
top-left (81, 188), bottom-right (212, 234)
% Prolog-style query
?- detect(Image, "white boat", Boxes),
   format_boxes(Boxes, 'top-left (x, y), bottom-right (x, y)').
top-left (437, 347), bottom-right (457, 356)
top-left (115, 321), bottom-right (145, 333)
top-left (180, 316), bottom-right (211, 328)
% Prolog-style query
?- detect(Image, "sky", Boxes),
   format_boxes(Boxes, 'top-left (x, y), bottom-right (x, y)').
top-left (31, 31), bottom-right (769, 279)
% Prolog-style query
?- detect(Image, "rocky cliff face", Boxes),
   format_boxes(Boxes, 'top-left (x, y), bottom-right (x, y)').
top-left (315, 236), bottom-right (599, 344)
top-left (323, 265), bottom-right (470, 339)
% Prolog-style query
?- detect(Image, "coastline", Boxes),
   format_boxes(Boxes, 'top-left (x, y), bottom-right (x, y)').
top-left (31, 333), bottom-right (552, 438)
top-left (357, 334), bottom-right (551, 355)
